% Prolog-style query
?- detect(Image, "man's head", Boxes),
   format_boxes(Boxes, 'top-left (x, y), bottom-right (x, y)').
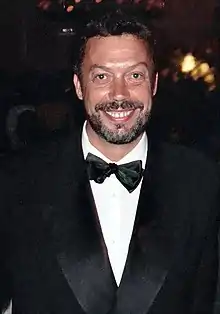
top-left (73, 6), bottom-right (158, 145)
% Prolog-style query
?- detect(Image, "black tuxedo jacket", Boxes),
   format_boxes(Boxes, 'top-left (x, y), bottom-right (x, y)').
top-left (0, 131), bottom-right (219, 314)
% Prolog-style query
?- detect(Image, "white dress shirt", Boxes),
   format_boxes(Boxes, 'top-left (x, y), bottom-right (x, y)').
top-left (82, 123), bottom-right (148, 286)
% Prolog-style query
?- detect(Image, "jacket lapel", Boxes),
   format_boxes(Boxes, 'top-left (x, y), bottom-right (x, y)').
top-left (43, 132), bottom-right (191, 314)
top-left (45, 131), bottom-right (117, 314)
top-left (110, 141), bottom-right (191, 314)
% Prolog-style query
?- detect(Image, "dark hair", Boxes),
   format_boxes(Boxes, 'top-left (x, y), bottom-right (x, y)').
top-left (71, 5), bottom-right (156, 81)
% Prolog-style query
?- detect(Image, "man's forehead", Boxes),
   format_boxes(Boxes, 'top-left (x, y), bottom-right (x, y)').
top-left (84, 35), bottom-right (150, 67)
top-left (85, 34), bottom-right (147, 50)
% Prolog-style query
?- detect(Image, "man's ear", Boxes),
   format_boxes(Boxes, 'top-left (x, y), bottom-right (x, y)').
top-left (152, 73), bottom-right (158, 96)
top-left (73, 74), bottom-right (83, 100)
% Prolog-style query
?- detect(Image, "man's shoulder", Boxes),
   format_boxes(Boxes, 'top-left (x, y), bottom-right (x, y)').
top-left (151, 141), bottom-right (220, 197)
top-left (158, 141), bottom-right (219, 176)
top-left (0, 133), bottom-right (80, 202)
top-left (152, 142), bottom-right (220, 223)
top-left (1, 132), bottom-right (77, 174)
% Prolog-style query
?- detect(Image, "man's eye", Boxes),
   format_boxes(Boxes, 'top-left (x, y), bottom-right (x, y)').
top-left (131, 72), bottom-right (143, 79)
top-left (92, 73), bottom-right (111, 85)
top-left (94, 74), bottom-right (107, 80)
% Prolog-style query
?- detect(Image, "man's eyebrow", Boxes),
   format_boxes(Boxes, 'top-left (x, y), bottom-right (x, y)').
top-left (89, 62), bottom-right (149, 73)
top-left (89, 65), bottom-right (112, 72)
top-left (127, 62), bottom-right (149, 71)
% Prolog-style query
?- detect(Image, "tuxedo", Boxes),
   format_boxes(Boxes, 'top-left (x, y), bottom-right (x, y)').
top-left (0, 130), bottom-right (219, 314)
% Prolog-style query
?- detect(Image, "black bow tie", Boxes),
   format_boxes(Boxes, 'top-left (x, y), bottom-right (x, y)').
top-left (86, 153), bottom-right (144, 193)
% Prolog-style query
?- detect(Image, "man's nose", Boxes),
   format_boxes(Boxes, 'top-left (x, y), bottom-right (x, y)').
top-left (109, 78), bottom-right (130, 101)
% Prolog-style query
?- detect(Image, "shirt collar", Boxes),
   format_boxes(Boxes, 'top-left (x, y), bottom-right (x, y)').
top-left (82, 121), bottom-right (148, 169)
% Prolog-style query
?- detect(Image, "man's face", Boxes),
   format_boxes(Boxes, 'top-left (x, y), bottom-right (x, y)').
top-left (74, 34), bottom-right (157, 144)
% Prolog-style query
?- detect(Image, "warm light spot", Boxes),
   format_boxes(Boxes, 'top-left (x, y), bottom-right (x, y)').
top-left (199, 63), bottom-right (210, 76)
top-left (66, 5), bottom-right (74, 12)
top-left (181, 53), bottom-right (197, 73)
top-left (208, 84), bottom-right (216, 91)
top-left (204, 74), bottom-right (215, 84)
top-left (191, 67), bottom-right (200, 80)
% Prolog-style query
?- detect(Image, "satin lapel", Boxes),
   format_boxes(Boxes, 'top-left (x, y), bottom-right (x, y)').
top-left (111, 141), bottom-right (188, 314)
top-left (46, 130), bottom-right (117, 314)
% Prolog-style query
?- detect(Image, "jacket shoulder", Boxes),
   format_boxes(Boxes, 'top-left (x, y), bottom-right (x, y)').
top-left (159, 142), bottom-right (220, 182)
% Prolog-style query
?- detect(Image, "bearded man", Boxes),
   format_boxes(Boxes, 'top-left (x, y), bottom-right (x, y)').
top-left (0, 5), bottom-right (219, 314)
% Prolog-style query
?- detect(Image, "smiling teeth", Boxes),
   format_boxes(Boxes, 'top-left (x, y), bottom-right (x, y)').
top-left (106, 111), bottom-right (132, 118)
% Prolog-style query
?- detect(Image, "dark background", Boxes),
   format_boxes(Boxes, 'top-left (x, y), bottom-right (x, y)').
top-left (1, 1), bottom-right (220, 312)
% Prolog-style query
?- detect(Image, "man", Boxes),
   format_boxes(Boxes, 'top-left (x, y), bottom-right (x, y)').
top-left (0, 5), bottom-right (219, 314)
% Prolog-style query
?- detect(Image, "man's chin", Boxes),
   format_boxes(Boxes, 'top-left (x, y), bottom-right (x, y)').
top-left (98, 127), bottom-right (139, 145)
top-left (87, 113), bottom-right (147, 144)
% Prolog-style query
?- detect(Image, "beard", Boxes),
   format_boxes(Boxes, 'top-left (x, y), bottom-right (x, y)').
top-left (87, 100), bottom-right (151, 145)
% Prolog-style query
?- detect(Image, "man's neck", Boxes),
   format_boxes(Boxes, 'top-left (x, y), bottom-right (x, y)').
top-left (86, 124), bottom-right (143, 162)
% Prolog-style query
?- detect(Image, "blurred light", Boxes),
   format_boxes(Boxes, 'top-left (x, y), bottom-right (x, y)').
top-left (205, 48), bottom-right (212, 54)
top-left (181, 53), bottom-right (197, 73)
top-left (178, 52), bottom-right (216, 91)
top-left (199, 63), bottom-right (210, 76)
top-left (37, 0), bottom-right (166, 13)
top-left (208, 84), bottom-right (216, 92)
top-left (37, 0), bottom-right (51, 10)
top-left (61, 27), bottom-right (74, 33)
top-left (66, 5), bottom-right (74, 12)
top-left (59, 27), bottom-right (75, 36)
top-left (204, 74), bottom-right (215, 84)
top-left (191, 67), bottom-right (200, 80)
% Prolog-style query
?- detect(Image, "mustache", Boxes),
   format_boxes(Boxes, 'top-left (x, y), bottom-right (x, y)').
top-left (95, 100), bottom-right (144, 112)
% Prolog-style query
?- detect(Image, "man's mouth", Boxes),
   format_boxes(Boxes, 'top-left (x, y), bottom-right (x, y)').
top-left (104, 110), bottom-right (135, 122)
